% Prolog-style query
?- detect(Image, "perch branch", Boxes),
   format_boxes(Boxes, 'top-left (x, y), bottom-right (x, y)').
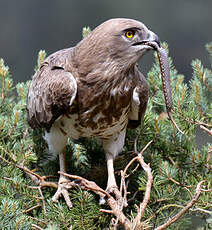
top-left (59, 140), bottom-right (153, 230)
top-left (58, 172), bottom-right (108, 198)
top-left (59, 171), bottom-right (132, 229)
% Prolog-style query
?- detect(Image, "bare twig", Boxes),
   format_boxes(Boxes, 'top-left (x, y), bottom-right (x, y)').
top-left (125, 163), bottom-right (140, 179)
top-left (164, 162), bottom-right (192, 188)
top-left (0, 146), bottom-right (17, 162)
top-left (206, 146), bottom-right (212, 169)
top-left (123, 140), bottom-right (153, 176)
top-left (190, 207), bottom-right (212, 215)
top-left (19, 163), bottom-right (58, 189)
top-left (31, 224), bottom-right (44, 230)
top-left (146, 204), bottom-right (184, 223)
top-left (155, 180), bottom-right (205, 230)
top-left (120, 140), bottom-right (153, 229)
top-left (38, 187), bottom-right (47, 216)
top-left (24, 204), bottom-right (42, 214)
top-left (176, 109), bottom-right (212, 128)
top-left (0, 154), bottom-right (58, 189)
top-left (132, 152), bottom-right (153, 229)
top-left (201, 188), bottom-right (212, 192)
top-left (200, 125), bottom-right (212, 136)
top-left (134, 133), bottom-right (140, 154)
top-left (128, 190), bottom-right (139, 203)
top-left (28, 216), bottom-right (47, 225)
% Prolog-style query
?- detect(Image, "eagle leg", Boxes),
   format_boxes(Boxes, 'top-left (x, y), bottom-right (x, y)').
top-left (44, 128), bottom-right (73, 207)
top-left (106, 155), bottom-right (117, 190)
top-left (52, 151), bottom-right (73, 208)
top-left (105, 156), bottom-right (120, 199)
top-left (101, 129), bottom-right (128, 207)
top-left (104, 154), bottom-right (127, 207)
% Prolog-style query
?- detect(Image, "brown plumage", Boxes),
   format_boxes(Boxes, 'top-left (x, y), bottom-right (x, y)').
top-left (27, 18), bottom-right (164, 207)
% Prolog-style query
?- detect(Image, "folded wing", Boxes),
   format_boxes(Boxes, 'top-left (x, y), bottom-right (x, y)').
top-left (27, 64), bottom-right (77, 132)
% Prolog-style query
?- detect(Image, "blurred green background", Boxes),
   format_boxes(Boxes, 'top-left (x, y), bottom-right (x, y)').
top-left (0, 0), bottom-right (211, 83)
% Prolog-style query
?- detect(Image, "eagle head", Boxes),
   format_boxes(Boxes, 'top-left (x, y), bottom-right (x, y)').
top-left (74, 18), bottom-right (160, 72)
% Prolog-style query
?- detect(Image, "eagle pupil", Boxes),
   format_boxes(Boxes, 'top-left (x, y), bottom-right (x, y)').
top-left (126, 31), bottom-right (134, 38)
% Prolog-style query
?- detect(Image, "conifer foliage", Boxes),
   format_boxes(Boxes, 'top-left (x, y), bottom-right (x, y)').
top-left (0, 31), bottom-right (211, 229)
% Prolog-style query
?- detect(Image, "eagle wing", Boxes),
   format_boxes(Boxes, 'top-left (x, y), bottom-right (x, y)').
top-left (128, 69), bottom-right (148, 129)
top-left (27, 51), bottom-right (77, 132)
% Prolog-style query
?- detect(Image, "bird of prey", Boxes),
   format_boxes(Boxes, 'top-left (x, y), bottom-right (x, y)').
top-left (27, 18), bottom-right (171, 207)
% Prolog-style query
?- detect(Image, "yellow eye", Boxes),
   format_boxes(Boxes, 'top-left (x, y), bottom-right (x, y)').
top-left (125, 30), bottom-right (135, 39)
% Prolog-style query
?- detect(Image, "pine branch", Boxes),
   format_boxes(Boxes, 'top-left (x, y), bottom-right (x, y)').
top-left (155, 181), bottom-right (205, 230)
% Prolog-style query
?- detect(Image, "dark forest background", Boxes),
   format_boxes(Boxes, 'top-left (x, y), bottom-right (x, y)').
top-left (0, 0), bottom-right (212, 84)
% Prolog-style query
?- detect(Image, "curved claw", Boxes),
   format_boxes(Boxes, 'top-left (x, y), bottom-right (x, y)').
top-left (106, 186), bottom-right (128, 208)
top-left (99, 196), bottom-right (106, 205)
top-left (52, 176), bottom-right (73, 208)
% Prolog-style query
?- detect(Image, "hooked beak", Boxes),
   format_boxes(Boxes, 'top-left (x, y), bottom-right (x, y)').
top-left (132, 31), bottom-right (161, 48)
top-left (147, 31), bottom-right (161, 47)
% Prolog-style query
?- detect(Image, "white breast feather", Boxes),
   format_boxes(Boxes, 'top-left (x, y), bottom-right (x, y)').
top-left (68, 73), bottom-right (77, 106)
top-left (128, 88), bottom-right (140, 120)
